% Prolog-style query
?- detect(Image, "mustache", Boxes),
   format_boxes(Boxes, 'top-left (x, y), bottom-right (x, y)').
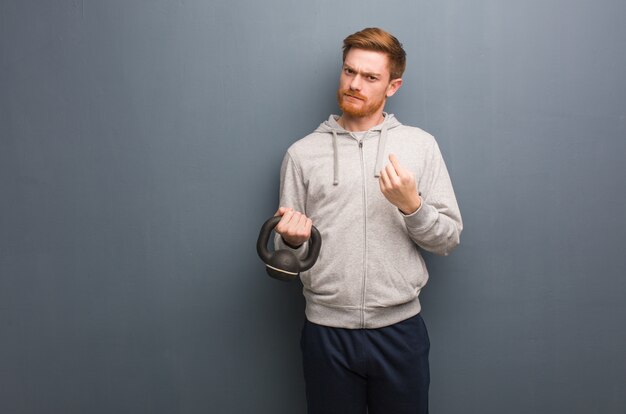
top-left (341, 90), bottom-right (366, 101)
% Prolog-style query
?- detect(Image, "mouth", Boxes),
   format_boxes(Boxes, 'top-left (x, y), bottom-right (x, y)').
top-left (344, 93), bottom-right (364, 101)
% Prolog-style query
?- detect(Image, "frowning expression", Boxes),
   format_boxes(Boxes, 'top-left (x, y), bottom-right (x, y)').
top-left (337, 48), bottom-right (402, 118)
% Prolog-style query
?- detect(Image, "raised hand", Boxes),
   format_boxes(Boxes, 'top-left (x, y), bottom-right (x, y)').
top-left (379, 154), bottom-right (421, 215)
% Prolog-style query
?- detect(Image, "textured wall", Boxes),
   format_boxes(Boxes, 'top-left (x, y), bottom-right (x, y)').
top-left (2, 1), bottom-right (625, 413)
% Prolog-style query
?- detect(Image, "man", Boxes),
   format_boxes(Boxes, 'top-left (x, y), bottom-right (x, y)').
top-left (274, 27), bottom-right (462, 414)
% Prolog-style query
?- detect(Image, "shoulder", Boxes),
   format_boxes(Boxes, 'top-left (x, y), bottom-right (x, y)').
top-left (390, 124), bottom-right (437, 147)
top-left (286, 115), bottom-right (340, 154)
top-left (285, 130), bottom-right (331, 161)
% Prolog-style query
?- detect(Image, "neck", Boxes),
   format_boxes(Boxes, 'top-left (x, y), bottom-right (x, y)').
top-left (338, 111), bottom-right (385, 132)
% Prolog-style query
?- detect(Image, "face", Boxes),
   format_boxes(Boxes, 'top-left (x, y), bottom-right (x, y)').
top-left (337, 48), bottom-right (402, 119)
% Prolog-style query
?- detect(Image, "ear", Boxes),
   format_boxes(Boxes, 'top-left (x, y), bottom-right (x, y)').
top-left (385, 78), bottom-right (403, 98)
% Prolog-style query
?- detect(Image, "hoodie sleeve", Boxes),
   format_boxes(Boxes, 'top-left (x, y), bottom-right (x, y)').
top-left (401, 139), bottom-right (463, 256)
top-left (273, 151), bottom-right (310, 259)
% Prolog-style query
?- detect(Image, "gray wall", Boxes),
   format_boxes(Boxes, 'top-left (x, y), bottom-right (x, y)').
top-left (2, 1), bottom-right (625, 413)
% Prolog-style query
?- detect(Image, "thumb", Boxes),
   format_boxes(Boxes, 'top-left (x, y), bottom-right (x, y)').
top-left (274, 207), bottom-right (292, 216)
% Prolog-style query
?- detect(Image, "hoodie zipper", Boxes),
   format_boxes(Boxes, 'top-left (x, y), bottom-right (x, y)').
top-left (358, 139), bottom-right (367, 329)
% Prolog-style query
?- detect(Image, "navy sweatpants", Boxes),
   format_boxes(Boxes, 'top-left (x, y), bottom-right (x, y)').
top-left (300, 313), bottom-right (430, 414)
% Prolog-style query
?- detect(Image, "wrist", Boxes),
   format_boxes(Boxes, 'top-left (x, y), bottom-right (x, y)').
top-left (399, 195), bottom-right (421, 215)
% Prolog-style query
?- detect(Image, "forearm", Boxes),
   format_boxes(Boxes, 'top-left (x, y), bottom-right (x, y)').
top-left (274, 151), bottom-right (310, 257)
top-left (402, 199), bottom-right (462, 256)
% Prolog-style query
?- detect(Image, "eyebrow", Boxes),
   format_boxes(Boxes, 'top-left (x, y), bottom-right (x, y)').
top-left (343, 64), bottom-right (382, 78)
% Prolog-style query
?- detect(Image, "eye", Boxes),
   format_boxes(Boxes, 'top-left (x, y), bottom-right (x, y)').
top-left (367, 75), bottom-right (378, 81)
top-left (344, 67), bottom-right (355, 75)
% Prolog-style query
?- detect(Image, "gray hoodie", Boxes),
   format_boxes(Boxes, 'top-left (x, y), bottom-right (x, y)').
top-left (275, 113), bottom-right (462, 329)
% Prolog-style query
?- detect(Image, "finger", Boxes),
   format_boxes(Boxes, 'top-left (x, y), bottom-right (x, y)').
top-left (295, 212), bottom-right (307, 230)
top-left (379, 167), bottom-right (390, 190)
top-left (388, 154), bottom-right (405, 176)
top-left (276, 209), bottom-right (295, 233)
top-left (297, 214), bottom-right (310, 237)
top-left (289, 210), bottom-right (300, 225)
top-left (275, 206), bottom-right (293, 216)
top-left (304, 218), bottom-right (313, 238)
top-left (289, 211), bottom-right (303, 232)
top-left (386, 162), bottom-right (399, 183)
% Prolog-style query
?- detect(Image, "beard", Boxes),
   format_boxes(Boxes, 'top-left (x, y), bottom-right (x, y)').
top-left (336, 88), bottom-right (386, 118)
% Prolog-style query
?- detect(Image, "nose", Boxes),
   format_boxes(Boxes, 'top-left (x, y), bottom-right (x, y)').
top-left (349, 74), bottom-right (362, 91)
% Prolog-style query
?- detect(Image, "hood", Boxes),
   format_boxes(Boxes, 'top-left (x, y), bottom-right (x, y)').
top-left (314, 113), bottom-right (402, 185)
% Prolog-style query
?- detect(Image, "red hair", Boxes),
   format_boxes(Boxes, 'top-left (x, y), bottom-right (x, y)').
top-left (342, 28), bottom-right (407, 80)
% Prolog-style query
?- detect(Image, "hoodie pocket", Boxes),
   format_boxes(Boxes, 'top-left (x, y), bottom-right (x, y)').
top-left (301, 255), bottom-right (364, 309)
top-left (365, 258), bottom-right (425, 308)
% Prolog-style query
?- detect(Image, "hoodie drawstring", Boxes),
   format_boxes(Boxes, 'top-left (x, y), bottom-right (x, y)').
top-left (373, 122), bottom-right (388, 178)
top-left (332, 130), bottom-right (339, 186)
